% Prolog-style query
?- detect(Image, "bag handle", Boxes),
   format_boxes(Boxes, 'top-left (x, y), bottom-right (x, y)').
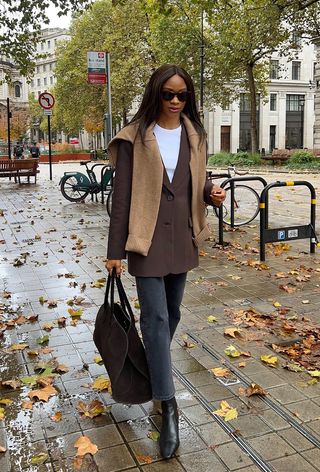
top-left (115, 276), bottom-right (135, 324)
top-left (104, 269), bottom-right (115, 312)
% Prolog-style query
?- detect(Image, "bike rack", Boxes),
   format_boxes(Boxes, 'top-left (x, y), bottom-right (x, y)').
top-left (217, 176), bottom-right (268, 246)
top-left (260, 180), bottom-right (318, 261)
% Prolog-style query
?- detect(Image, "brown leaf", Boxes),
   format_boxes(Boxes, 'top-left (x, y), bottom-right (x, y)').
top-left (242, 383), bottom-right (267, 396)
top-left (224, 327), bottom-right (242, 338)
top-left (0, 446), bottom-right (6, 453)
top-left (137, 454), bottom-right (153, 464)
top-left (1, 379), bottom-right (22, 390)
top-left (77, 400), bottom-right (105, 418)
top-left (73, 457), bottom-right (83, 470)
top-left (22, 401), bottom-right (33, 410)
top-left (50, 412), bottom-right (62, 422)
top-left (279, 284), bottom-right (297, 294)
top-left (9, 343), bottom-right (29, 351)
top-left (57, 317), bottom-right (67, 327)
top-left (28, 385), bottom-right (58, 402)
top-left (210, 367), bottom-right (231, 378)
top-left (74, 436), bottom-right (98, 456)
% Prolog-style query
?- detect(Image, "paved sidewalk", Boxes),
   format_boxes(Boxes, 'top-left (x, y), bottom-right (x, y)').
top-left (0, 163), bottom-right (320, 472)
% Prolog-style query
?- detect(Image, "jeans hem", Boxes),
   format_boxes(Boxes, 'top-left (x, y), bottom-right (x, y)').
top-left (153, 392), bottom-right (175, 401)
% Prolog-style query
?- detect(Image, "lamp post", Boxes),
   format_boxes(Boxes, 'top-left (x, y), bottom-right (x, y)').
top-left (299, 96), bottom-right (305, 149)
top-left (7, 97), bottom-right (12, 159)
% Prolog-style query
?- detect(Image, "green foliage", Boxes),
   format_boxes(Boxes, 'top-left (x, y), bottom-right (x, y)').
top-left (208, 151), bottom-right (262, 167)
top-left (0, 0), bottom-right (92, 78)
top-left (288, 150), bottom-right (315, 163)
top-left (285, 150), bottom-right (320, 169)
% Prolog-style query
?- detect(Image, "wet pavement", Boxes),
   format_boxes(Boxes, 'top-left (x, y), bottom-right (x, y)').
top-left (0, 162), bottom-right (320, 472)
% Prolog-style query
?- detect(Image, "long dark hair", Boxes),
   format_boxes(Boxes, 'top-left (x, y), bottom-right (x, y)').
top-left (130, 64), bottom-right (205, 143)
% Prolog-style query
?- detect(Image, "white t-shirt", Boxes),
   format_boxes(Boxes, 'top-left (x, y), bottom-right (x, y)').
top-left (154, 124), bottom-right (182, 183)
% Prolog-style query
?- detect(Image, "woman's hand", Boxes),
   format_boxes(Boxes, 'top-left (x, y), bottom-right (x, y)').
top-left (210, 185), bottom-right (226, 207)
top-left (105, 259), bottom-right (122, 276)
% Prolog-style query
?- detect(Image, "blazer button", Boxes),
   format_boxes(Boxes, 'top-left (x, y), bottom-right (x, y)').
top-left (167, 195), bottom-right (174, 201)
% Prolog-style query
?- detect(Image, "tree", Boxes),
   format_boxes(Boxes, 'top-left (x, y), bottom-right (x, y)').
top-left (54, 0), bottom-right (155, 136)
top-left (0, 0), bottom-right (92, 78)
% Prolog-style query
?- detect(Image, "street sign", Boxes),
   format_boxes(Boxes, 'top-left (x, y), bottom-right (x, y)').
top-left (38, 92), bottom-right (55, 110)
top-left (43, 110), bottom-right (53, 115)
top-left (87, 51), bottom-right (107, 84)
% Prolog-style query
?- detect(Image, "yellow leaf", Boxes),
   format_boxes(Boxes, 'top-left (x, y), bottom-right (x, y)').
top-left (9, 343), bottom-right (29, 351)
top-left (94, 356), bottom-right (103, 364)
top-left (260, 354), bottom-right (278, 367)
top-left (207, 315), bottom-right (217, 323)
top-left (74, 436), bottom-right (98, 456)
top-left (224, 408), bottom-right (238, 421)
top-left (68, 308), bottom-right (83, 318)
top-left (91, 278), bottom-right (106, 289)
top-left (213, 400), bottom-right (238, 422)
top-left (31, 453), bottom-right (48, 465)
top-left (273, 302), bottom-right (282, 308)
top-left (224, 345), bottom-right (241, 358)
top-left (0, 408), bottom-right (5, 420)
top-left (0, 399), bottom-right (13, 406)
top-left (210, 367), bottom-right (231, 378)
top-left (147, 431), bottom-right (160, 441)
top-left (308, 371), bottom-right (320, 377)
top-left (91, 376), bottom-right (111, 392)
top-left (77, 400), bottom-right (106, 418)
top-left (238, 362), bottom-right (246, 368)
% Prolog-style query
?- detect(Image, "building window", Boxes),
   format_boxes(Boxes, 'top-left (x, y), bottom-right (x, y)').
top-left (314, 62), bottom-right (317, 79)
top-left (37, 78), bottom-right (41, 86)
top-left (44, 77), bottom-right (47, 86)
top-left (41, 41), bottom-right (44, 51)
top-left (49, 62), bottom-right (53, 70)
top-left (270, 60), bottom-right (279, 79)
top-left (240, 93), bottom-right (260, 111)
top-left (286, 94), bottom-right (305, 111)
top-left (43, 64), bottom-right (47, 72)
top-left (36, 65), bottom-right (40, 73)
top-left (14, 84), bottom-right (21, 98)
top-left (47, 40), bottom-right (51, 48)
top-left (292, 61), bottom-right (301, 80)
top-left (31, 79), bottom-right (34, 88)
top-left (291, 32), bottom-right (301, 46)
top-left (50, 76), bottom-right (54, 85)
top-left (270, 93), bottom-right (277, 111)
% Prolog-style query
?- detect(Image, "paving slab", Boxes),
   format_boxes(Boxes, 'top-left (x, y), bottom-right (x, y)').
top-left (1, 164), bottom-right (320, 471)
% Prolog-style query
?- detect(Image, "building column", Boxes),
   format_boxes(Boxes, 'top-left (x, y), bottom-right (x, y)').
top-left (278, 92), bottom-right (286, 149)
top-left (313, 39), bottom-right (320, 149)
top-left (305, 92), bottom-right (314, 149)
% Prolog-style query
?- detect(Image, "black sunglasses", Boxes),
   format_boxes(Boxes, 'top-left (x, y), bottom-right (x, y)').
top-left (161, 90), bottom-right (189, 102)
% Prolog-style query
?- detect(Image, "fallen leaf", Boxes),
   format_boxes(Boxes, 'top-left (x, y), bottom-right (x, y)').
top-left (0, 446), bottom-right (6, 452)
top-left (1, 379), bottom-right (21, 389)
top-left (91, 376), bottom-right (111, 392)
top-left (213, 400), bottom-right (238, 421)
top-left (50, 412), bottom-right (62, 422)
top-left (73, 457), bottom-right (83, 470)
top-left (90, 278), bottom-right (106, 289)
top-left (273, 302), bottom-right (282, 308)
top-left (77, 400), bottom-right (106, 418)
top-left (42, 323), bottom-right (54, 332)
top-left (207, 315), bottom-right (217, 323)
top-left (0, 399), bottom-right (13, 406)
top-left (57, 317), bottom-right (67, 327)
top-left (302, 300), bottom-right (310, 304)
top-left (94, 356), bottom-right (103, 364)
top-left (0, 408), bottom-right (5, 420)
top-left (74, 436), bottom-right (98, 456)
top-left (47, 299), bottom-right (58, 308)
top-left (136, 454), bottom-right (153, 464)
top-left (28, 385), bottom-right (58, 402)
top-left (9, 343), bottom-right (29, 351)
top-left (308, 370), bottom-right (320, 378)
top-left (68, 308), bottom-right (83, 318)
top-left (224, 345), bottom-right (242, 358)
top-left (279, 284), bottom-right (297, 294)
top-left (238, 362), bottom-right (246, 368)
top-left (22, 401), bottom-right (33, 409)
top-left (261, 354), bottom-right (278, 367)
top-left (224, 327), bottom-right (242, 338)
top-left (147, 431), bottom-right (160, 441)
top-left (240, 383), bottom-right (267, 396)
top-left (38, 296), bottom-right (48, 305)
top-left (31, 453), bottom-right (48, 465)
top-left (210, 367), bottom-right (231, 378)
top-left (37, 335), bottom-right (49, 345)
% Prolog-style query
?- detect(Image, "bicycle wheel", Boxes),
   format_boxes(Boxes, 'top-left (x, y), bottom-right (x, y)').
top-left (60, 175), bottom-right (89, 202)
top-left (106, 188), bottom-right (113, 217)
top-left (223, 184), bottom-right (260, 226)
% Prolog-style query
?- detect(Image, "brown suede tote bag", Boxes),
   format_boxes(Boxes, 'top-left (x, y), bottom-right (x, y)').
top-left (93, 272), bottom-right (152, 404)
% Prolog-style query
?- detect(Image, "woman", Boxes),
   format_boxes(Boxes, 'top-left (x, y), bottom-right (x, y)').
top-left (106, 64), bottom-right (225, 459)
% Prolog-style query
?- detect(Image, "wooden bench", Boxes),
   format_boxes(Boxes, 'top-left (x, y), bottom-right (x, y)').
top-left (0, 159), bottom-right (39, 184)
top-left (262, 149), bottom-right (293, 165)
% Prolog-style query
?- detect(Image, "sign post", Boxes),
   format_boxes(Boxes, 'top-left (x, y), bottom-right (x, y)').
top-left (87, 51), bottom-right (112, 148)
top-left (38, 92), bottom-right (55, 180)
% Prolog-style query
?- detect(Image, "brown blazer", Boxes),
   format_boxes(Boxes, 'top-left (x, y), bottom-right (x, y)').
top-left (107, 125), bottom-right (212, 277)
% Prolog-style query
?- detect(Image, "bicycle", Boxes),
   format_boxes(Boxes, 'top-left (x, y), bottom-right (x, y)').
top-left (207, 166), bottom-right (260, 227)
top-left (60, 160), bottom-right (114, 203)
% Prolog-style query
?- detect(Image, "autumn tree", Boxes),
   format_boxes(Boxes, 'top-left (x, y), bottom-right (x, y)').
top-left (0, 0), bottom-right (93, 78)
top-left (54, 0), bottom-right (155, 136)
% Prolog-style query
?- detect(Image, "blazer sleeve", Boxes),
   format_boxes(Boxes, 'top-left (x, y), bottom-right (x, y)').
top-left (107, 140), bottom-right (133, 259)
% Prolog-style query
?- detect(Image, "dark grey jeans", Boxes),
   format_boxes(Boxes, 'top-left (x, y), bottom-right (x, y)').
top-left (136, 273), bottom-right (187, 401)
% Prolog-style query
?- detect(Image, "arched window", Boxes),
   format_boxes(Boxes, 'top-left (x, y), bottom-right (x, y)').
top-left (14, 83), bottom-right (21, 98)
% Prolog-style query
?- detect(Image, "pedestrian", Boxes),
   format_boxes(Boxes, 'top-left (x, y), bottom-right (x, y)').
top-left (13, 142), bottom-right (24, 160)
top-left (105, 64), bottom-right (226, 459)
top-left (29, 142), bottom-right (40, 159)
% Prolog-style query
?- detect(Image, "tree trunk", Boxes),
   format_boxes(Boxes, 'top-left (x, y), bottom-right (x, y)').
top-left (246, 63), bottom-right (258, 154)
top-left (122, 108), bottom-right (128, 125)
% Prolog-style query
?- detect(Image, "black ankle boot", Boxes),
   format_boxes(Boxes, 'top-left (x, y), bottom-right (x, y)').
top-left (159, 397), bottom-right (179, 459)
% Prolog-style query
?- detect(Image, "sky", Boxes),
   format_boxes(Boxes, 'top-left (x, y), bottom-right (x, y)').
top-left (46, 5), bottom-right (72, 29)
